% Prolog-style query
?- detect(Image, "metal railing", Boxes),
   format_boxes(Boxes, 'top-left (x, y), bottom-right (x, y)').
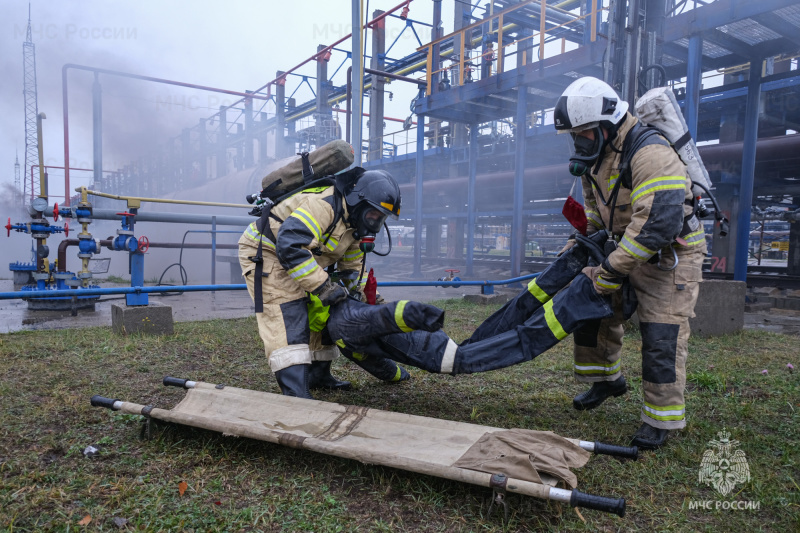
top-left (418, 0), bottom-right (605, 95)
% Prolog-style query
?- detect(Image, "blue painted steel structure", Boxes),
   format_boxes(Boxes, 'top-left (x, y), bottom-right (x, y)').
top-left (734, 60), bottom-right (763, 282)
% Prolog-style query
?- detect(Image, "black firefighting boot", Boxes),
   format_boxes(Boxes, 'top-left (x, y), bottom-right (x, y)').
top-left (308, 361), bottom-right (352, 391)
top-left (572, 375), bottom-right (628, 411)
top-left (631, 423), bottom-right (670, 450)
top-left (274, 364), bottom-right (313, 399)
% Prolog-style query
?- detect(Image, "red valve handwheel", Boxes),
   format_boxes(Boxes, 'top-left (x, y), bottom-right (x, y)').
top-left (137, 235), bottom-right (149, 253)
top-left (5, 217), bottom-right (11, 237)
top-left (53, 203), bottom-right (59, 221)
top-left (64, 221), bottom-right (69, 237)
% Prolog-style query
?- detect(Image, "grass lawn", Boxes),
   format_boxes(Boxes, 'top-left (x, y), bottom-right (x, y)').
top-left (1, 298), bottom-right (798, 532)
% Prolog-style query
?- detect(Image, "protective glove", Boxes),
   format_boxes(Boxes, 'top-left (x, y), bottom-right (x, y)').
top-left (582, 265), bottom-right (623, 295)
top-left (313, 278), bottom-right (349, 306)
top-left (557, 238), bottom-right (577, 257)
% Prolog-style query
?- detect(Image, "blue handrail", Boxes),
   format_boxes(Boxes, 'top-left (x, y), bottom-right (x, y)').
top-left (0, 273), bottom-right (539, 300)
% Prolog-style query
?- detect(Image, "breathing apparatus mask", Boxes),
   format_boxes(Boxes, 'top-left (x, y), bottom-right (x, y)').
top-left (568, 126), bottom-right (605, 177)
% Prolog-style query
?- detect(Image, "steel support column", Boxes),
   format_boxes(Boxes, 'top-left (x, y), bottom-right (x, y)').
top-left (244, 91), bottom-right (254, 168)
top-left (734, 60), bottom-right (762, 282)
top-left (368, 10), bottom-right (386, 161)
top-left (685, 34), bottom-right (703, 140)
top-left (92, 73), bottom-right (103, 191)
top-left (413, 113), bottom-right (425, 277)
top-left (466, 123), bottom-right (478, 276)
top-left (351, 0), bottom-right (364, 165)
top-left (217, 106), bottom-right (227, 178)
top-left (511, 88), bottom-right (527, 278)
top-left (316, 44), bottom-right (331, 146)
top-left (275, 72), bottom-right (286, 159)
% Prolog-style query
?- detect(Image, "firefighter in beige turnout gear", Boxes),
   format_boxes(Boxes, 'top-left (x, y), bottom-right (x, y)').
top-left (238, 169), bottom-right (404, 399)
top-left (554, 77), bottom-right (707, 449)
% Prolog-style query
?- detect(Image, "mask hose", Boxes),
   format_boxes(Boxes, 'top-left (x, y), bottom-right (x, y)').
top-left (370, 222), bottom-right (393, 257)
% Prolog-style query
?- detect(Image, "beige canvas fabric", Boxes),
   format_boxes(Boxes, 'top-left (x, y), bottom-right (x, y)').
top-left (452, 429), bottom-right (590, 488)
top-left (120, 382), bottom-right (593, 499)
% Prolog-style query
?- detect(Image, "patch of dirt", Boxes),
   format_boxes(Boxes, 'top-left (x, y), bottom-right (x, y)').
top-left (40, 447), bottom-right (65, 465)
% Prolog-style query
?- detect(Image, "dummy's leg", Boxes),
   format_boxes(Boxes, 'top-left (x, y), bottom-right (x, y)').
top-left (465, 230), bottom-right (602, 344)
top-left (339, 347), bottom-right (411, 382)
top-left (356, 275), bottom-right (613, 374)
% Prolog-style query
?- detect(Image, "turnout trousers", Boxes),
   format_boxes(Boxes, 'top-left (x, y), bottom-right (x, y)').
top-left (572, 247), bottom-right (705, 430)
top-left (239, 245), bottom-right (338, 373)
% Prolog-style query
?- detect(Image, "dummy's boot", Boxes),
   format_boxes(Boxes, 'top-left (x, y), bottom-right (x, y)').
top-left (573, 375), bottom-right (627, 411)
top-left (341, 349), bottom-right (411, 382)
top-left (308, 361), bottom-right (352, 391)
top-left (631, 422), bottom-right (670, 450)
top-left (274, 364), bottom-right (313, 399)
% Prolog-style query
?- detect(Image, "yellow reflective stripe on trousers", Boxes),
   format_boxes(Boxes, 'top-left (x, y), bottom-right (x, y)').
top-left (543, 300), bottom-right (567, 340)
top-left (631, 176), bottom-right (686, 203)
top-left (643, 401), bottom-right (685, 421)
top-left (527, 278), bottom-right (550, 304)
top-left (620, 235), bottom-right (655, 261)
top-left (243, 222), bottom-right (276, 250)
top-left (391, 365), bottom-right (403, 381)
top-left (290, 207), bottom-right (322, 240)
top-left (574, 359), bottom-right (621, 375)
top-left (394, 300), bottom-right (413, 332)
top-left (287, 257), bottom-right (318, 281)
top-left (335, 339), bottom-right (346, 348)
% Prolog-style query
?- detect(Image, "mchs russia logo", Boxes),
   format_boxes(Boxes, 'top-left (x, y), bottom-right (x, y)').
top-left (698, 428), bottom-right (750, 496)
top-left (689, 428), bottom-right (759, 511)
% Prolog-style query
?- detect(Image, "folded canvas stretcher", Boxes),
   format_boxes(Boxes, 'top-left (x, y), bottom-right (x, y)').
top-left (92, 378), bottom-right (634, 518)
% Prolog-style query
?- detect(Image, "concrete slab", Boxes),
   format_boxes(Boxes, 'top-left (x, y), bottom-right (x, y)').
top-left (690, 280), bottom-right (746, 337)
top-left (111, 302), bottom-right (174, 335)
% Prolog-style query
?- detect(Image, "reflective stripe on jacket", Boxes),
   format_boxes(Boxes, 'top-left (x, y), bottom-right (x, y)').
top-left (581, 113), bottom-right (705, 276)
top-left (237, 186), bottom-right (364, 293)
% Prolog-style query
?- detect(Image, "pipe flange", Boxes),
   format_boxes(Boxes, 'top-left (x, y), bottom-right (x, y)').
top-left (31, 273), bottom-right (50, 281)
top-left (77, 218), bottom-right (92, 224)
top-left (116, 229), bottom-right (134, 236)
top-left (31, 233), bottom-right (50, 239)
top-left (77, 253), bottom-right (93, 259)
top-left (77, 233), bottom-right (94, 240)
top-left (52, 273), bottom-right (73, 280)
top-left (77, 272), bottom-right (93, 279)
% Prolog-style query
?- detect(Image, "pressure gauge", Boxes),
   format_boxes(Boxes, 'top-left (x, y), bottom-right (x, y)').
top-left (31, 197), bottom-right (48, 213)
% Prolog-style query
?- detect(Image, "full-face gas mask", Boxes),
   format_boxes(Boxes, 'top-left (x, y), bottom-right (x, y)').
top-left (568, 126), bottom-right (605, 177)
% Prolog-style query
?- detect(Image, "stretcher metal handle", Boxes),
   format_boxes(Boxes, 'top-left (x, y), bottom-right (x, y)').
top-left (90, 395), bottom-right (121, 410)
top-left (593, 441), bottom-right (639, 460)
top-left (570, 489), bottom-right (626, 517)
top-left (163, 376), bottom-right (196, 388)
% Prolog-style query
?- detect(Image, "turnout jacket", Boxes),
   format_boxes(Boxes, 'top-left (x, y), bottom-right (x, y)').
top-left (582, 113), bottom-right (706, 277)
top-left (237, 186), bottom-right (366, 294)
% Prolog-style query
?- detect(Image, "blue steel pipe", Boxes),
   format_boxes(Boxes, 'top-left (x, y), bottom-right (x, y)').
top-left (0, 273), bottom-right (541, 300)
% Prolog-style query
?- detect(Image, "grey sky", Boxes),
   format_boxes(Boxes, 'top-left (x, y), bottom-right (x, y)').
top-left (1, 0), bottom-right (445, 203)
